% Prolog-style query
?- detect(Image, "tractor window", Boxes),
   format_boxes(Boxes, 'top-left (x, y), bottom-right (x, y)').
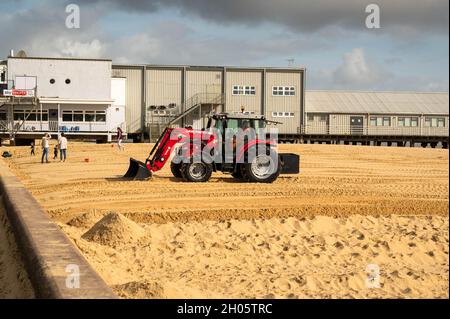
top-left (208, 118), bottom-right (224, 133)
top-left (226, 119), bottom-right (240, 134)
top-left (251, 120), bottom-right (266, 130)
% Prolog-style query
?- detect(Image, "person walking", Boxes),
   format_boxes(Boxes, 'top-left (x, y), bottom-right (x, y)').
top-left (58, 132), bottom-right (68, 162)
top-left (41, 133), bottom-right (51, 163)
top-left (30, 141), bottom-right (35, 156)
top-left (117, 127), bottom-right (124, 151)
top-left (53, 144), bottom-right (58, 160)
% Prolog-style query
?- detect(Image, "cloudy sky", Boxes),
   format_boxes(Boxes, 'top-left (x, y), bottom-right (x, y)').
top-left (0, 0), bottom-right (448, 91)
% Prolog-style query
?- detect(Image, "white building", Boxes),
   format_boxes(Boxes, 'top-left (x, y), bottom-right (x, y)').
top-left (0, 56), bottom-right (126, 144)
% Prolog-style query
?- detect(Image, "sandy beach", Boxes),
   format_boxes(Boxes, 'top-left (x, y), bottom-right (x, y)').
top-left (1, 142), bottom-right (448, 298)
top-left (0, 203), bottom-right (34, 298)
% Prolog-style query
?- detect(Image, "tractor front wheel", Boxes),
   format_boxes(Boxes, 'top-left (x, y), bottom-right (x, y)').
top-left (243, 151), bottom-right (281, 183)
top-left (180, 161), bottom-right (213, 182)
top-left (170, 162), bottom-right (183, 178)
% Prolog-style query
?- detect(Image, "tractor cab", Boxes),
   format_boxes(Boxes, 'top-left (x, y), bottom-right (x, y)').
top-left (206, 113), bottom-right (270, 139)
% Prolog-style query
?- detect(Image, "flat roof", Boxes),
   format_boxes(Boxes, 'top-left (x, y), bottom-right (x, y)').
top-left (8, 56), bottom-right (112, 62)
top-left (306, 90), bottom-right (449, 115)
top-left (112, 63), bottom-right (305, 72)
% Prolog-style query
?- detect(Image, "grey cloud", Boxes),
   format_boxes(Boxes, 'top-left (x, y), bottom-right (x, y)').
top-left (0, 1), bottom-right (106, 58)
top-left (76, 0), bottom-right (449, 35)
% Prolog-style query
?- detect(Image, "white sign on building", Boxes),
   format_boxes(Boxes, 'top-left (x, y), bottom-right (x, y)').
top-left (3, 89), bottom-right (35, 97)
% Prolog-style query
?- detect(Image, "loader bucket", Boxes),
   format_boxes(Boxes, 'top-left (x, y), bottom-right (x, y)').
top-left (123, 158), bottom-right (152, 180)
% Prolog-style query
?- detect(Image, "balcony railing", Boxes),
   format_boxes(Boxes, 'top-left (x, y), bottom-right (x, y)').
top-left (300, 124), bottom-right (449, 137)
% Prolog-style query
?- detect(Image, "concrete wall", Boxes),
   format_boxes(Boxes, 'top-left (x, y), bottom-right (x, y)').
top-left (7, 58), bottom-right (112, 100)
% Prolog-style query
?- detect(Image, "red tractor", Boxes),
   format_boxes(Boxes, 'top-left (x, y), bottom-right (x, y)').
top-left (124, 113), bottom-right (299, 183)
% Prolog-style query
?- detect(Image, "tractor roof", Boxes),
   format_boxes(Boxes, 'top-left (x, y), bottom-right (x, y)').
top-left (212, 112), bottom-right (266, 120)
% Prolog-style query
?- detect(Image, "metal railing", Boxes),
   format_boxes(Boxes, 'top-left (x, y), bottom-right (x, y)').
top-left (146, 92), bottom-right (224, 141)
top-left (300, 124), bottom-right (449, 137)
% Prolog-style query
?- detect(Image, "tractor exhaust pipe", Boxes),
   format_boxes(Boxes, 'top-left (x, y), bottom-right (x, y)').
top-left (123, 158), bottom-right (152, 180)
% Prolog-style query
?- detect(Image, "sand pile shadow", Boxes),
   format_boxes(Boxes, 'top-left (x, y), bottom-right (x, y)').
top-left (68, 211), bottom-right (107, 228)
top-left (81, 212), bottom-right (145, 247)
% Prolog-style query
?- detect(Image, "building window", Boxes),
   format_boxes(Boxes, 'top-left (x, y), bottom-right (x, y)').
top-left (13, 111), bottom-right (25, 121)
top-left (85, 111), bottom-right (95, 122)
top-left (62, 111), bottom-right (73, 122)
top-left (272, 112), bottom-right (295, 118)
top-left (398, 117), bottom-right (418, 127)
top-left (307, 114), bottom-right (314, 121)
top-left (38, 110), bottom-right (48, 122)
top-left (40, 111), bottom-right (48, 121)
top-left (319, 115), bottom-right (327, 122)
top-left (370, 116), bottom-right (391, 126)
top-left (272, 86), bottom-right (295, 96)
top-left (425, 117), bottom-right (445, 127)
top-left (73, 111), bottom-right (84, 122)
top-left (95, 111), bottom-right (106, 122)
top-left (27, 111), bottom-right (37, 121)
top-left (232, 85), bottom-right (256, 96)
top-left (0, 112), bottom-right (7, 120)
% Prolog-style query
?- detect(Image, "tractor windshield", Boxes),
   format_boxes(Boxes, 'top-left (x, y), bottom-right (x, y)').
top-left (226, 119), bottom-right (266, 133)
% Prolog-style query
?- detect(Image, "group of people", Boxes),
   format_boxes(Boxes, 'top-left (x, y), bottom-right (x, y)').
top-left (32, 132), bottom-right (68, 164)
top-left (30, 127), bottom-right (124, 163)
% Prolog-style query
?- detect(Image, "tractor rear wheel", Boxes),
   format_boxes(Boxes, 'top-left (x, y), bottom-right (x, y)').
top-left (180, 161), bottom-right (213, 182)
top-left (170, 162), bottom-right (183, 178)
top-left (242, 150), bottom-right (281, 183)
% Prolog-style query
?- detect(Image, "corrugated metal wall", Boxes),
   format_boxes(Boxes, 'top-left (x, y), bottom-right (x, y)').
top-left (225, 70), bottom-right (263, 114)
top-left (308, 113), bottom-right (449, 137)
top-left (112, 66), bottom-right (143, 133)
top-left (112, 65), bottom-right (305, 136)
top-left (265, 70), bottom-right (303, 134)
top-left (306, 114), bottom-right (329, 134)
top-left (328, 114), bottom-right (354, 135)
top-left (146, 68), bottom-right (183, 125)
top-left (146, 68), bottom-right (183, 107)
top-left (186, 69), bottom-right (222, 99)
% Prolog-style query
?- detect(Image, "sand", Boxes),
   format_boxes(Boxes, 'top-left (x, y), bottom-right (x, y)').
top-left (0, 202), bottom-right (35, 298)
top-left (1, 142), bottom-right (448, 298)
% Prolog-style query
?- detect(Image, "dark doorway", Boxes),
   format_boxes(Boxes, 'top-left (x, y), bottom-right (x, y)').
top-left (49, 109), bottom-right (58, 131)
top-left (350, 116), bottom-right (364, 135)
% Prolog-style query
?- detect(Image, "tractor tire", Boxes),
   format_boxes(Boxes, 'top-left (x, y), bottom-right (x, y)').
top-left (180, 161), bottom-right (213, 182)
top-left (170, 162), bottom-right (183, 178)
top-left (242, 149), bottom-right (281, 183)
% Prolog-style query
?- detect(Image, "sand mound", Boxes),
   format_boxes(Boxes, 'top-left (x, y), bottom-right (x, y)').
top-left (82, 212), bottom-right (145, 247)
top-left (113, 281), bottom-right (164, 299)
top-left (67, 211), bottom-right (107, 229)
